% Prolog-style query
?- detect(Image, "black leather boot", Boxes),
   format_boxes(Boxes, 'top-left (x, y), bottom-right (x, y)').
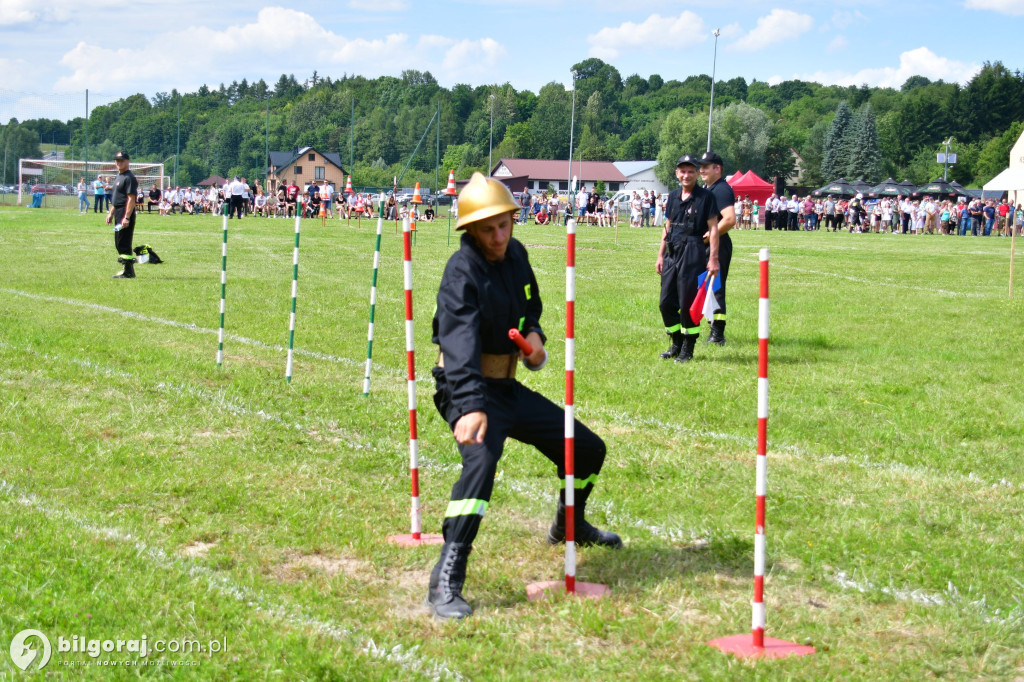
top-left (112, 257), bottom-right (136, 279)
top-left (675, 334), bottom-right (698, 362)
top-left (708, 320), bottom-right (726, 346)
top-left (547, 491), bottom-right (622, 549)
top-left (426, 543), bottom-right (473, 620)
top-left (659, 331), bottom-right (684, 359)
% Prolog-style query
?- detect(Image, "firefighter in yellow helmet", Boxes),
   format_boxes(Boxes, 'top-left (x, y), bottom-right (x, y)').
top-left (427, 173), bottom-right (621, 620)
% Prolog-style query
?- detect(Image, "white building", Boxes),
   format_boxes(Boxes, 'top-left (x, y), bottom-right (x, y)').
top-left (983, 128), bottom-right (1024, 204)
top-left (613, 161), bottom-right (668, 196)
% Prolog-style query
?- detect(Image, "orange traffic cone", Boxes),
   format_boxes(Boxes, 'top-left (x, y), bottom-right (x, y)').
top-left (345, 175), bottom-right (354, 194)
top-left (445, 169), bottom-right (457, 195)
top-left (411, 182), bottom-right (422, 205)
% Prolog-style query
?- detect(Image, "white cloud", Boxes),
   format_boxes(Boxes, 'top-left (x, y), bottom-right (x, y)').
top-left (729, 9), bottom-right (813, 52)
top-left (586, 11), bottom-right (706, 60)
top-left (827, 35), bottom-right (848, 53)
top-left (348, 0), bottom-right (408, 9)
top-left (0, 0), bottom-right (131, 25)
top-left (52, 7), bottom-right (507, 94)
top-left (0, 0), bottom-right (37, 25)
top-left (964, 0), bottom-right (1024, 14)
top-left (783, 47), bottom-right (981, 88)
top-left (825, 9), bottom-right (867, 30)
top-left (442, 38), bottom-right (506, 74)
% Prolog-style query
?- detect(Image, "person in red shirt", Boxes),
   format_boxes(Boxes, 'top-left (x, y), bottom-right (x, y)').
top-left (998, 199), bottom-right (1011, 236)
top-left (286, 181), bottom-right (300, 218)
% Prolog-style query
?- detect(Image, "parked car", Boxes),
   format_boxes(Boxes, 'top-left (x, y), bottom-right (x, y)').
top-left (30, 184), bottom-right (66, 195)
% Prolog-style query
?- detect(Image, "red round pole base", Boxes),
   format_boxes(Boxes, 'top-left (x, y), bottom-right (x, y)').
top-left (525, 580), bottom-right (609, 601)
top-left (707, 634), bottom-right (815, 659)
top-left (386, 533), bottom-right (444, 547)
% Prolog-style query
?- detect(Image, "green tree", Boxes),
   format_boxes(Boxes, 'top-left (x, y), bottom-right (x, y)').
top-left (846, 104), bottom-right (882, 183)
top-left (975, 121), bottom-right (1024, 184)
top-left (821, 101), bottom-right (853, 180)
top-left (716, 102), bottom-right (771, 175)
top-left (0, 120), bottom-right (42, 184)
top-left (530, 82), bottom-right (571, 159)
top-left (495, 121), bottom-right (535, 159)
top-left (655, 108), bottom-right (706, 187)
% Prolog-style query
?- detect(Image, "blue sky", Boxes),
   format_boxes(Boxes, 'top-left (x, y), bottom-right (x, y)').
top-left (1, 0), bottom-right (1022, 120)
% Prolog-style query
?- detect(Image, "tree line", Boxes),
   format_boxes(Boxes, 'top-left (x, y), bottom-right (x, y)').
top-left (2, 59), bottom-right (1022, 191)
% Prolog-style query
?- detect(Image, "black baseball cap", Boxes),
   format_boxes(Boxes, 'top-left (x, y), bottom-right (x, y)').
top-left (114, 151), bottom-right (130, 161)
top-left (699, 151), bottom-right (724, 166)
top-left (676, 154), bottom-right (699, 168)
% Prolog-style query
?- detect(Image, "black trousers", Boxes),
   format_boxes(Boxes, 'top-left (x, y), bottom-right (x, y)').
top-left (433, 372), bottom-right (607, 546)
top-left (659, 235), bottom-right (705, 336)
top-left (706, 232), bottom-right (731, 321)
top-left (230, 195), bottom-right (243, 219)
top-left (113, 205), bottom-right (136, 260)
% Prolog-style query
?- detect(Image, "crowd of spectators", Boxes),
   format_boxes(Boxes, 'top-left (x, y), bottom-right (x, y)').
top-left (121, 178), bottom-right (1022, 239)
top-left (761, 193), bottom-right (1021, 236)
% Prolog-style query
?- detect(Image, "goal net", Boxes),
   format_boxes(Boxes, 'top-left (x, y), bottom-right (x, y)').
top-left (18, 157), bottom-right (166, 209)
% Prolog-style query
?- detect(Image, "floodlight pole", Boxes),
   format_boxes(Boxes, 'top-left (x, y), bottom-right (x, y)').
top-left (942, 136), bottom-right (953, 182)
top-left (175, 92), bottom-right (180, 187)
top-left (488, 93), bottom-right (495, 176)
top-left (568, 70), bottom-right (578, 197)
top-left (707, 29), bottom-right (721, 153)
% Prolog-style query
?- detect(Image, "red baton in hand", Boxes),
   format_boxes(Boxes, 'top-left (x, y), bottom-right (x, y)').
top-left (509, 328), bottom-right (534, 355)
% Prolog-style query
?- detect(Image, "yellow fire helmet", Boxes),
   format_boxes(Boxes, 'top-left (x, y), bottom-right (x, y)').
top-left (456, 172), bottom-right (520, 230)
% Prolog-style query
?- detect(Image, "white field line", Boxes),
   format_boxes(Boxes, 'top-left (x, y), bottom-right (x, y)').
top-left (3, 291), bottom-right (1016, 492)
top-left (0, 288), bottom-right (416, 380)
top-left (734, 257), bottom-right (982, 298)
top-left (4, 343), bottom-right (1017, 631)
top-left (0, 341), bottom-right (378, 452)
top-left (0, 478), bottom-right (464, 681)
top-left (587, 408), bottom-right (1018, 491)
top-left (829, 570), bottom-right (1023, 626)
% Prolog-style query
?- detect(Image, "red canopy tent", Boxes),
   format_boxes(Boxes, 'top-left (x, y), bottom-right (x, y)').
top-left (727, 170), bottom-right (774, 207)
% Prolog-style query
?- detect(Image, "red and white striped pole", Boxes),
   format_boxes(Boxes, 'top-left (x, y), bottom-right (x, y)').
top-left (707, 247), bottom-right (814, 658)
top-left (753, 246), bottom-right (770, 647)
top-left (564, 216), bottom-right (577, 594)
top-left (525, 217), bottom-right (608, 601)
top-left (388, 216), bottom-right (442, 547)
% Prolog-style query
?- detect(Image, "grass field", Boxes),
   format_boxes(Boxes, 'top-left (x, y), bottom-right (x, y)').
top-left (1, 206), bottom-right (1022, 680)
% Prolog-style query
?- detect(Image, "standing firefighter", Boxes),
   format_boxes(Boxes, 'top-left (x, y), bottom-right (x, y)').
top-left (698, 151), bottom-right (735, 345)
top-left (656, 155), bottom-right (721, 362)
top-left (428, 172), bottom-right (621, 620)
top-left (106, 152), bottom-right (138, 279)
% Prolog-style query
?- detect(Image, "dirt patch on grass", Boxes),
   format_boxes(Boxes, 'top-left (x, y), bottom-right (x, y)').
top-left (272, 551), bottom-right (370, 582)
top-left (179, 540), bottom-right (218, 558)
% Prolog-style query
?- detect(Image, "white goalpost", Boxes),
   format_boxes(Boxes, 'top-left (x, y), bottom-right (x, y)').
top-left (18, 158), bottom-right (166, 207)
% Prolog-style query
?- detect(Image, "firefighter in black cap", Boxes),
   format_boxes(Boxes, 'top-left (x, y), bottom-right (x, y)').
top-left (105, 151), bottom-right (138, 279)
top-left (656, 155), bottom-right (720, 362)
top-left (428, 172), bottom-right (621, 621)
top-left (698, 151), bottom-right (734, 345)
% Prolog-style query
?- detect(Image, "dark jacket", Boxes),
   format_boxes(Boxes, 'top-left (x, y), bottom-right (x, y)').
top-left (432, 232), bottom-right (545, 420)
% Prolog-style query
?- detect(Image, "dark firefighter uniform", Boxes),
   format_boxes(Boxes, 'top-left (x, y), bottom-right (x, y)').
top-left (110, 151), bottom-right (138, 278)
top-left (427, 172), bottom-right (620, 621)
top-left (704, 175), bottom-right (733, 343)
top-left (660, 163), bottom-right (721, 358)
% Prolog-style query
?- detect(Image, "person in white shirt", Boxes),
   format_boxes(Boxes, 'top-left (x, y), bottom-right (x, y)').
top-left (321, 181), bottom-right (334, 218)
top-left (228, 176), bottom-right (246, 219)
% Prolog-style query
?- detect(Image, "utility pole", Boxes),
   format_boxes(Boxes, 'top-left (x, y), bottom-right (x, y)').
top-left (706, 28), bottom-right (721, 153)
top-left (568, 70), bottom-right (578, 193)
top-left (488, 93), bottom-right (495, 176)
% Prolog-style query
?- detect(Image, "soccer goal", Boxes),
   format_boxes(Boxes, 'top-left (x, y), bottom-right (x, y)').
top-left (18, 157), bottom-right (166, 208)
